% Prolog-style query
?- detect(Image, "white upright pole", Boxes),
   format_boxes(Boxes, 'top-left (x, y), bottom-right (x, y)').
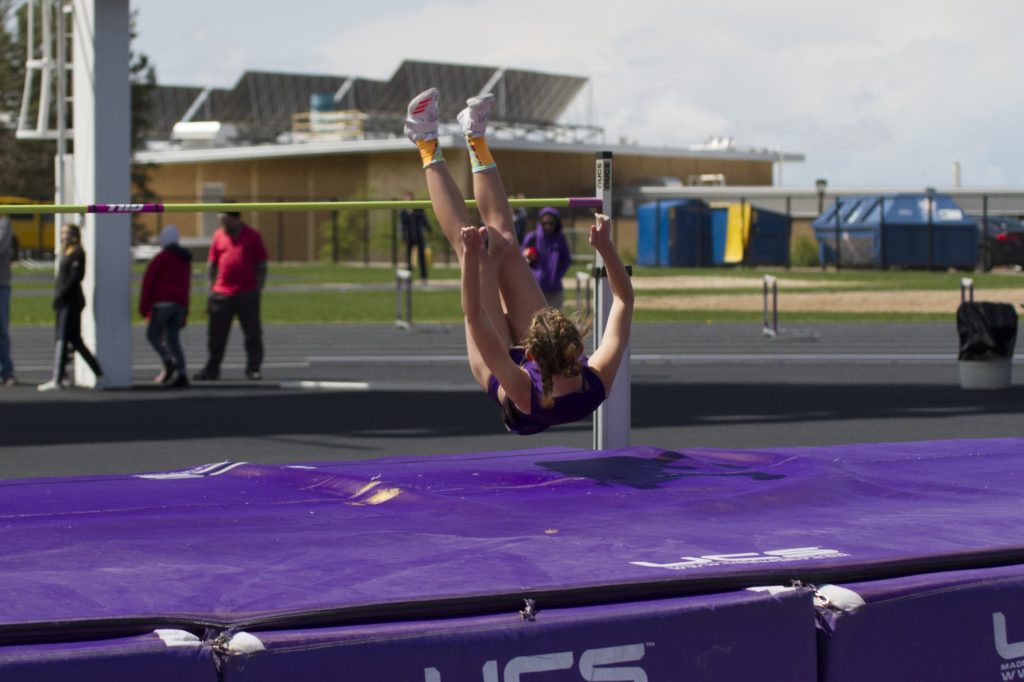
top-left (55, 0), bottom-right (69, 246)
top-left (592, 151), bottom-right (630, 450)
top-left (72, 0), bottom-right (131, 387)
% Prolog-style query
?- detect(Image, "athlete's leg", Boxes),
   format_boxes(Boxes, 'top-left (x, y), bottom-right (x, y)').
top-left (406, 88), bottom-right (511, 388)
top-left (459, 94), bottom-right (547, 343)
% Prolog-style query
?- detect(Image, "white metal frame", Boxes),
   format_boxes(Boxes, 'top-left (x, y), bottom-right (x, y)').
top-left (592, 151), bottom-right (631, 450)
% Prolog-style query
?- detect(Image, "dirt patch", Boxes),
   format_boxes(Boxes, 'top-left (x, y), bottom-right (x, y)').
top-left (637, 289), bottom-right (1024, 313)
top-left (630, 276), bottom-right (867, 291)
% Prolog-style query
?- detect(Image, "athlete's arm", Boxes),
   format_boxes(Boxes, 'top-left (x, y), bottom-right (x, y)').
top-left (585, 214), bottom-right (634, 392)
top-left (461, 227), bottom-right (532, 410)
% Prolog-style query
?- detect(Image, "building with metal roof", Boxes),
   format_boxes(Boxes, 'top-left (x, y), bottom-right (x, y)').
top-left (142, 60), bottom-right (597, 146)
top-left (134, 60), bottom-right (805, 261)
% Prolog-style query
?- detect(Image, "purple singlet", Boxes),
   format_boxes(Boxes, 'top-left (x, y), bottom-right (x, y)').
top-left (487, 347), bottom-right (607, 435)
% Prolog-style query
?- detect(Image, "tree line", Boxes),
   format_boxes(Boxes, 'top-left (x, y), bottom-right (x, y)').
top-left (0, 0), bottom-right (155, 212)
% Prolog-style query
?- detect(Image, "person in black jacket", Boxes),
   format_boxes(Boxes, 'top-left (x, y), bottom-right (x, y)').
top-left (399, 191), bottom-right (431, 281)
top-left (38, 223), bottom-right (104, 391)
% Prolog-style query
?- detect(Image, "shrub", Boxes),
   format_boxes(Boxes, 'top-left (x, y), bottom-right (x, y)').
top-left (790, 236), bottom-right (819, 267)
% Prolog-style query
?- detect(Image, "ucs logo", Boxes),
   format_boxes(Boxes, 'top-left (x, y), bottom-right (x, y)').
top-left (995, 612), bottom-right (1024, 660)
top-left (424, 643), bottom-right (648, 682)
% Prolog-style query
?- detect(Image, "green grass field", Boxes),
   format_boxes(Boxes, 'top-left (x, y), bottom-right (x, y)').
top-left (8, 261), bottom-right (1021, 326)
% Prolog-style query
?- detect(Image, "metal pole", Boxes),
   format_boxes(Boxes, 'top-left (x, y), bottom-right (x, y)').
top-left (834, 197), bottom-right (841, 271)
top-left (394, 269), bottom-right (412, 329)
top-left (276, 201), bottom-right (284, 263)
top-left (54, 0), bottom-right (68, 248)
top-left (773, 277), bottom-right (778, 333)
top-left (960, 277), bottom-right (974, 303)
top-left (331, 208), bottom-right (339, 263)
top-left (406, 274), bottom-right (412, 324)
top-left (878, 196), bottom-right (887, 270)
top-left (927, 188), bottom-right (935, 271)
top-left (762, 276), bottom-right (768, 332)
top-left (592, 151), bottom-right (629, 451)
top-left (816, 179), bottom-right (827, 272)
top-left (695, 200), bottom-right (703, 267)
top-left (784, 196), bottom-right (791, 269)
top-left (362, 212), bottom-right (370, 265)
top-left (654, 199), bottom-right (661, 267)
top-left (761, 274), bottom-right (778, 338)
top-left (982, 195), bottom-right (989, 271)
top-left (390, 208), bottom-right (397, 266)
top-left (740, 197), bottom-right (749, 266)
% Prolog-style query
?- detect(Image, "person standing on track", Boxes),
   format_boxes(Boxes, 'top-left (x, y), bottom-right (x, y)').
top-left (193, 208), bottom-right (268, 381)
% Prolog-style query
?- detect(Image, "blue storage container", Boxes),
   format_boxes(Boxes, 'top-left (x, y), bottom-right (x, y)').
top-left (708, 206), bottom-right (730, 265)
top-left (636, 200), bottom-right (711, 266)
top-left (813, 194), bottom-right (978, 268)
top-left (746, 206), bottom-right (792, 266)
top-left (708, 204), bottom-right (791, 266)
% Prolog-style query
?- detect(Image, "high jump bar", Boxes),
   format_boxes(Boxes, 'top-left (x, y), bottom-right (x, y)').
top-left (0, 197), bottom-right (604, 215)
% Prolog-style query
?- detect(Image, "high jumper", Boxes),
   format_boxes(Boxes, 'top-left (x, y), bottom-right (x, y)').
top-left (404, 88), bottom-right (634, 435)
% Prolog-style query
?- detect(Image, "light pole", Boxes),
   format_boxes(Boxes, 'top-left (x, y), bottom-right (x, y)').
top-left (816, 179), bottom-right (828, 271)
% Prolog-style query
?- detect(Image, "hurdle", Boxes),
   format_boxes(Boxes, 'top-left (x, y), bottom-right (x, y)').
top-left (762, 274), bottom-right (779, 337)
top-left (960, 276), bottom-right (974, 303)
top-left (761, 273), bottom-right (820, 341)
top-left (395, 269), bottom-right (413, 330)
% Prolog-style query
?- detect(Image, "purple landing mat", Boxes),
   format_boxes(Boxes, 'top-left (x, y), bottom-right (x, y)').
top-left (2, 439), bottom-right (1024, 643)
top-left (220, 588), bottom-right (816, 681)
top-left (816, 563), bottom-right (1024, 682)
top-left (0, 630), bottom-right (216, 682)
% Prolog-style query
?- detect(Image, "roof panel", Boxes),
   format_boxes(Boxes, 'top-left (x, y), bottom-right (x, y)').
top-left (144, 61), bottom-right (591, 142)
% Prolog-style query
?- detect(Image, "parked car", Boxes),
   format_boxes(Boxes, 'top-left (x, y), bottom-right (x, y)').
top-left (976, 215), bottom-right (1024, 270)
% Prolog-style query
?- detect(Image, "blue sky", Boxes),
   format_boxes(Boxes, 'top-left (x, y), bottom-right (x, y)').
top-left (132, 0), bottom-right (1024, 188)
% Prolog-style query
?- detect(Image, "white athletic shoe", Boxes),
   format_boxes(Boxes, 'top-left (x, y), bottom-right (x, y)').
top-left (404, 88), bottom-right (440, 143)
top-left (457, 93), bottom-right (495, 138)
top-left (37, 379), bottom-right (62, 392)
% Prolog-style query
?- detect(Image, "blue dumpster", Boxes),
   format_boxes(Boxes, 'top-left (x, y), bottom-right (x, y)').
top-left (746, 206), bottom-right (791, 266)
top-left (636, 200), bottom-right (711, 266)
top-left (708, 204), bottom-right (791, 266)
top-left (813, 193), bottom-right (978, 268)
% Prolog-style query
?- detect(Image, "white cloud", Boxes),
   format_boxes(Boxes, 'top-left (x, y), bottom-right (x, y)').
top-left (134, 0), bottom-right (1024, 186)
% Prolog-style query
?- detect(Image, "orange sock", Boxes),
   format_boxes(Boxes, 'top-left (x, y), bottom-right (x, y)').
top-left (416, 139), bottom-right (444, 168)
top-left (466, 135), bottom-right (496, 173)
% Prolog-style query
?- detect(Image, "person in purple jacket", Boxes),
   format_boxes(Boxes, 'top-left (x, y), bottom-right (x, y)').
top-left (405, 87), bottom-right (633, 435)
top-left (522, 207), bottom-right (572, 309)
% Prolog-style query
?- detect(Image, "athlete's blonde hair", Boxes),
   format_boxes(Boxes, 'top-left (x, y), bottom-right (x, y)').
top-left (524, 307), bottom-right (592, 409)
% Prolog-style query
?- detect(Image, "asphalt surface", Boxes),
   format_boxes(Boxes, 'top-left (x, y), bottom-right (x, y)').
top-left (1, 321), bottom-right (1022, 480)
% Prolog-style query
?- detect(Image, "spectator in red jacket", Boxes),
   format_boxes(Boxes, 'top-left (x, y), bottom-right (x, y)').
top-left (140, 225), bottom-right (192, 387)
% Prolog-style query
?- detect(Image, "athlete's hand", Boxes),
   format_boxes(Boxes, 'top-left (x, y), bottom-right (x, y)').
top-left (461, 226), bottom-right (487, 254)
top-left (589, 213), bottom-right (612, 249)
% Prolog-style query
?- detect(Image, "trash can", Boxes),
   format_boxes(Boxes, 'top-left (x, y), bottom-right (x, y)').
top-left (956, 302), bottom-right (1018, 389)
